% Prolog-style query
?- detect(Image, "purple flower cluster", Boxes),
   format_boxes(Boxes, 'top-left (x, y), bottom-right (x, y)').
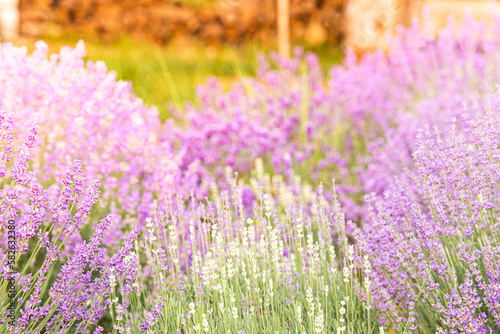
top-left (0, 112), bottom-right (140, 332)
top-left (330, 13), bottom-right (500, 220)
top-left (352, 103), bottom-right (500, 332)
top-left (0, 41), bottom-right (174, 227)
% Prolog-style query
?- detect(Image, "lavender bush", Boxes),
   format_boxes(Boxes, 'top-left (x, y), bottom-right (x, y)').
top-left (118, 178), bottom-right (381, 333)
top-left (353, 103), bottom-right (500, 332)
top-left (5, 6), bottom-right (500, 333)
top-left (0, 111), bottom-right (381, 332)
top-left (162, 10), bottom-right (500, 221)
top-left (0, 112), bottom-right (139, 333)
top-left (3, 10), bottom-right (500, 227)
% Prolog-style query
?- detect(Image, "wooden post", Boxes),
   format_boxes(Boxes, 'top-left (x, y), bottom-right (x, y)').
top-left (0, 0), bottom-right (19, 40)
top-left (277, 0), bottom-right (290, 57)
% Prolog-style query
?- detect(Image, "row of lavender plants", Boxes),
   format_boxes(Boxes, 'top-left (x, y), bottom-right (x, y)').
top-left (3, 8), bottom-right (500, 333)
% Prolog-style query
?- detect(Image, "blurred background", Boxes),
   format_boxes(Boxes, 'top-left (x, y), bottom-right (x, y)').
top-left (0, 0), bottom-right (497, 118)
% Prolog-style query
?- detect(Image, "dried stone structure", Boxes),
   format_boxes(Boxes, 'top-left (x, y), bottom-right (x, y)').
top-left (1, 0), bottom-right (497, 48)
top-left (344, 0), bottom-right (499, 52)
top-left (18, 0), bottom-right (343, 45)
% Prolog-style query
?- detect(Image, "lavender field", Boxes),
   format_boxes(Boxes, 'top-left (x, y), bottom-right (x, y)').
top-left (3, 11), bottom-right (500, 334)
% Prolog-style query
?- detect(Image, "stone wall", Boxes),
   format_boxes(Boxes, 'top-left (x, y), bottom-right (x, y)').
top-left (19, 0), bottom-right (344, 45)
top-left (16, 0), bottom-right (499, 49)
top-left (344, 0), bottom-right (499, 52)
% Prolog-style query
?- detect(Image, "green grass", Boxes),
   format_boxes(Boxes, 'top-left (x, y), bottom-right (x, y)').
top-left (13, 34), bottom-right (343, 120)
